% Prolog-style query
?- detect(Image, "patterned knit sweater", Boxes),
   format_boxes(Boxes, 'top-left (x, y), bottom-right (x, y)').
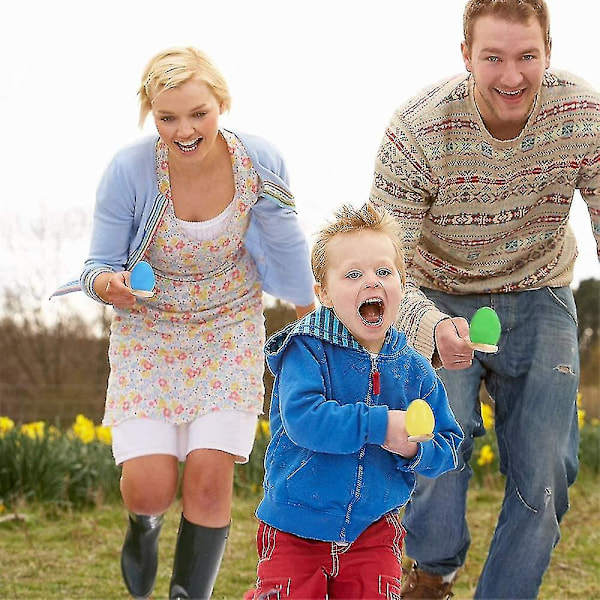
top-left (370, 69), bottom-right (600, 360)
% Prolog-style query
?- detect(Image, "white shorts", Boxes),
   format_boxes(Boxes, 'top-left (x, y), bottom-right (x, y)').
top-left (111, 411), bottom-right (258, 466)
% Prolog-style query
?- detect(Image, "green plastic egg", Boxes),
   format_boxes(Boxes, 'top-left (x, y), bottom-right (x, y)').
top-left (469, 307), bottom-right (501, 346)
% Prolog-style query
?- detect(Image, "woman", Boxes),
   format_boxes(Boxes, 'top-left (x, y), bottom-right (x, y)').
top-left (56, 47), bottom-right (314, 599)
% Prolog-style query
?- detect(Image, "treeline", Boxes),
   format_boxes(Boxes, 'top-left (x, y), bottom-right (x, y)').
top-left (1, 281), bottom-right (598, 425)
top-left (0, 299), bottom-right (297, 424)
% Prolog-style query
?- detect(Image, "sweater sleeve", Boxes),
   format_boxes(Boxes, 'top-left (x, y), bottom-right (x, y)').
top-left (243, 133), bottom-right (315, 307)
top-left (80, 155), bottom-right (137, 304)
top-left (370, 112), bottom-right (448, 359)
top-left (247, 198), bottom-right (315, 306)
top-left (578, 137), bottom-right (600, 260)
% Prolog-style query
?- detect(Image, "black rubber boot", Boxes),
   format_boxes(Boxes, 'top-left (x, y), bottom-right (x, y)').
top-left (121, 512), bottom-right (164, 599)
top-left (169, 514), bottom-right (230, 599)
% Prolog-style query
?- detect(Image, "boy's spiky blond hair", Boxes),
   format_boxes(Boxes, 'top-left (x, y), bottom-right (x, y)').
top-left (312, 202), bottom-right (406, 285)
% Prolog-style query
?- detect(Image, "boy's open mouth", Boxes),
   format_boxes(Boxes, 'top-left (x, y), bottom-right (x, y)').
top-left (358, 298), bottom-right (384, 327)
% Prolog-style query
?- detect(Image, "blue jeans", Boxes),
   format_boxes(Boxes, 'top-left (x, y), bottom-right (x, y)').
top-left (402, 287), bottom-right (580, 599)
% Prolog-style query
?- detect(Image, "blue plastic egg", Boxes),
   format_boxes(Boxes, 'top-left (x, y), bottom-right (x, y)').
top-left (130, 261), bottom-right (155, 293)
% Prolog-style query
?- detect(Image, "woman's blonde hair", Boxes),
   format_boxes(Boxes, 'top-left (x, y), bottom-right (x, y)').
top-left (311, 202), bottom-right (406, 286)
top-left (463, 0), bottom-right (551, 51)
top-left (138, 46), bottom-right (231, 127)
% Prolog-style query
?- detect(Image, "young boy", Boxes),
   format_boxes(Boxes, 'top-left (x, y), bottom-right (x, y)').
top-left (247, 203), bottom-right (463, 599)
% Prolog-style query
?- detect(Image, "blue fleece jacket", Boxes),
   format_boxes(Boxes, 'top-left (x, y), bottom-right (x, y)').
top-left (256, 306), bottom-right (463, 544)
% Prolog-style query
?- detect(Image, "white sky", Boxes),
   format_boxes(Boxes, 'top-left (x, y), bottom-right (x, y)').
top-left (1, 0), bottom-right (598, 316)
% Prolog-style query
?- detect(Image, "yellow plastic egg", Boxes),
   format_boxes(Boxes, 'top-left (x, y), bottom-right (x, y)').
top-left (405, 399), bottom-right (435, 437)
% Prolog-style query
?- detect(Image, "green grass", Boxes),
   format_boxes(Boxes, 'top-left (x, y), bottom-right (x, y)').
top-left (0, 472), bottom-right (598, 599)
top-left (442, 472), bottom-right (600, 599)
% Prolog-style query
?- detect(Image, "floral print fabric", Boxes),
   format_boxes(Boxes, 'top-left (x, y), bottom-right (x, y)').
top-left (103, 130), bottom-right (265, 426)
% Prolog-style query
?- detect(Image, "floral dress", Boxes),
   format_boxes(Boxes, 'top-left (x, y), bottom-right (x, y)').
top-left (103, 131), bottom-right (265, 427)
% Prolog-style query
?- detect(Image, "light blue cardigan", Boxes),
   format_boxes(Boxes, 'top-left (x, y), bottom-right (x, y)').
top-left (52, 129), bottom-right (315, 306)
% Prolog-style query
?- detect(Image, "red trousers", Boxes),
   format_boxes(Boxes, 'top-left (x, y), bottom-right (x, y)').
top-left (248, 513), bottom-right (404, 599)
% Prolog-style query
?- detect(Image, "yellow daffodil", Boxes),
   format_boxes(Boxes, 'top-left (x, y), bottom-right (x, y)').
top-left (47, 425), bottom-right (61, 440)
top-left (95, 425), bottom-right (112, 445)
top-left (20, 421), bottom-right (46, 439)
top-left (0, 416), bottom-right (15, 436)
top-left (576, 392), bottom-right (586, 430)
top-left (481, 402), bottom-right (495, 430)
top-left (577, 407), bottom-right (586, 430)
top-left (256, 419), bottom-right (270, 438)
top-left (477, 444), bottom-right (494, 467)
top-left (72, 414), bottom-right (96, 444)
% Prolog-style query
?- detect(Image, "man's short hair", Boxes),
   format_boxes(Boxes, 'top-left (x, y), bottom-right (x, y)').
top-left (463, 0), bottom-right (551, 51)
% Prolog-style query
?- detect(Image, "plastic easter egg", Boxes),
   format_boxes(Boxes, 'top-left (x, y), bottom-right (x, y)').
top-left (130, 261), bottom-right (155, 297)
top-left (469, 307), bottom-right (501, 346)
top-left (405, 399), bottom-right (435, 439)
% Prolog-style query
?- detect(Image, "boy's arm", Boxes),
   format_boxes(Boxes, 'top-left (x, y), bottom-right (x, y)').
top-left (382, 410), bottom-right (418, 458)
top-left (278, 338), bottom-right (389, 455)
top-left (392, 376), bottom-right (463, 478)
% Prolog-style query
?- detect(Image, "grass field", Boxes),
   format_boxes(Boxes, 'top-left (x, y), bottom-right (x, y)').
top-left (0, 471), bottom-right (598, 599)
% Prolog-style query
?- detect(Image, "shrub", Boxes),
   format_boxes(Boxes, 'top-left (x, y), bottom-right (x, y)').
top-left (234, 419), bottom-right (270, 496)
top-left (1, 393), bottom-right (598, 514)
top-left (0, 415), bottom-right (120, 510)
top-left (0, 414), bottom-right (271, 511)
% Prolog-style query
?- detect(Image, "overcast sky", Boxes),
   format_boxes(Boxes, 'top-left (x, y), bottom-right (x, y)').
top-left (1, 0), bottom-right (598, 316)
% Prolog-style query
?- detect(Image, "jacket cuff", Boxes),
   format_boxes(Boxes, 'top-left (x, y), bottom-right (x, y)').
top-left (367, 405), bottom-right (390, 446)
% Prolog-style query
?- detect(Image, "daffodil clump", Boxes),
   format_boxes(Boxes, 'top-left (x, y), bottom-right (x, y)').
top-left (577, 393), bottom-right (600, 475)
top-left (0, 415), bottom-right (15, 435)
top-left (470, 401), bottom-right (499, 485)
top-left (1, 394), bottom-right (597, 509)
top-left (70, 414), bottom-right (113, 445)
top-left (480, 402), bottom-right (494, 430)
top-left (234, 418), bottom-right (271, 496)
top-left (471, 392), bottom-right (599, 484)
top-left (0, 413), bottom-right (273, 507)
top-left (0, 414), bottom-right (119, 510)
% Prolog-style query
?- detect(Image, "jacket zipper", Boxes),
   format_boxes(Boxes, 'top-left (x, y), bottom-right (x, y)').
top-left (341, 351), bottom-right (380, 541)
top-left (370, 352), bottom-right (381, 396)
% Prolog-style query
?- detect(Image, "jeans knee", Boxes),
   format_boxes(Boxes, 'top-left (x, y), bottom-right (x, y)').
top-left (514, 476), bottom-right (570, 521)
top-left (514, 485), bottom-right (548, 514)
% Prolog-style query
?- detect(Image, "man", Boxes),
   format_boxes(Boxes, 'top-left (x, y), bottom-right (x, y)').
top-left (370, 0), bottom-right (599, 598)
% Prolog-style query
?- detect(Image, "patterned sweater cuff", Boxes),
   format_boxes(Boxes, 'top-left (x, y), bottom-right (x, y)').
top-left (412, 308), bottom-right (449, 362)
